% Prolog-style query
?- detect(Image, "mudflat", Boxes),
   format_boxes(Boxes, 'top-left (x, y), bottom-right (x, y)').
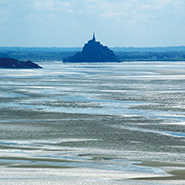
top-left (1, 62), bottom-right (185, 184)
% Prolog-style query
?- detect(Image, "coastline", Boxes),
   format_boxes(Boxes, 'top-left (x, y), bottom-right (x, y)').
top-left (133, 161), bottom-right (185, 180)
top-left (1, 61), bottom-right (185, 184)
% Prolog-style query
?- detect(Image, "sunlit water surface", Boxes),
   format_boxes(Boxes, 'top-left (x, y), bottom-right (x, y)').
top-left (1, 61), bottom-right (185, 184)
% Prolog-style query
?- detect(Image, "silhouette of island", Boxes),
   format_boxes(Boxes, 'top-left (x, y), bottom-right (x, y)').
top-left (0, 58), bottom-right (42, 68)
top-left (63, 33), bottom-right (120, 63)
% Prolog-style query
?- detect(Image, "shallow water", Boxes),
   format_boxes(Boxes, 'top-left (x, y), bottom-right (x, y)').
top-left (1, 61), bottom-right (185, 184)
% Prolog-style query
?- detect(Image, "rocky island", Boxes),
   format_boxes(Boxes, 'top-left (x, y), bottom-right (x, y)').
top-left (63, 33), bottom-right (120, 63)
top-left (0, 58), bottom-right (42, 69)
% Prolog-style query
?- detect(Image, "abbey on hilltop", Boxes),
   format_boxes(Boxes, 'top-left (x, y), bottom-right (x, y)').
top-left (63, 33), bottom-right (120, 63)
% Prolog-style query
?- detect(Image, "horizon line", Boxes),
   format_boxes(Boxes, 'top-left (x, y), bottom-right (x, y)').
top-left (0, 45), bottom-right (185, 48)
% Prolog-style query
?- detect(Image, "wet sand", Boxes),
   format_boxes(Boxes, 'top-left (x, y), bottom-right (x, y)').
top-left (1, 62), bottom-right (185, 184)
top-left (134, 161), bottom-right (185, 180)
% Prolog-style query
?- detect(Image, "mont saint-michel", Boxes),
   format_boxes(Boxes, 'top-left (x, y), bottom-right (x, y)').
top-left (63, 33), bottom-right (120, 63)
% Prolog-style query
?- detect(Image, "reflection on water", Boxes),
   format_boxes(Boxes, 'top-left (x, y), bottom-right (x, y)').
top-left (1, 61), bottom-right (185, 184)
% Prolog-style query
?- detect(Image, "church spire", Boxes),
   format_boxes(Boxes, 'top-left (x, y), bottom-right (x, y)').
top-left (92, 32), bottom-right (96, 41)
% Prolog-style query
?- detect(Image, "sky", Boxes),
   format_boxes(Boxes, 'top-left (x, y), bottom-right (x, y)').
top-left (0, 0), bottom-right (185, 47)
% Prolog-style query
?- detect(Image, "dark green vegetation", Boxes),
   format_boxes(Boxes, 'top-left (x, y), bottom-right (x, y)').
top-left (116, 51), bottom-right (185, 61)
top-left (114, 46), bottom-right (185, 61)
top-left (0, 47), bottom-right (80, 62)
top-left (1, 46), bottom-right (185, 62)
top-left (0, 58), bottom-right (42, 68)
top-left (63, 34), bottom-right (120, 62)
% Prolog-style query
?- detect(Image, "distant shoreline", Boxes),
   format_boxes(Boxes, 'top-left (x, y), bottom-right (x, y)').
top-left (1, 46), bottom-right (185, 62)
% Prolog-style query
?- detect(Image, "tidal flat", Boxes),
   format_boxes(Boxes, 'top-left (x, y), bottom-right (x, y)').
top-left (1, 61), bottom-right (185, 184)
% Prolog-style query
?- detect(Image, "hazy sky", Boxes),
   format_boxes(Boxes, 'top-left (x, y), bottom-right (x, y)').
top-left (0, 0), bottom-right (185, 47)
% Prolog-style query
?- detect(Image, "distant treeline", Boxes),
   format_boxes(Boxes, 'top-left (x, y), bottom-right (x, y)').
top-left (0, 50), bottom-right (77, 62)
top-left (115, 51), bottom-right (185, 61)
top-left (1, 46), bottom-right (185, 61)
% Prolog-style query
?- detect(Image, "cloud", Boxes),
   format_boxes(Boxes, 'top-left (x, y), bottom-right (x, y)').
top-left (32, 0), bottom-right (73, 12)
top-left (83, 0), bottom-right (130, 19)
top-left (81, 0), bottom-right (185, 18)
top-left (142, 0), bottom-right (185, 10)
top-left (1, 0), bottom-right (185, 22)
top-left (0, 0), bottom-right (185, 47)
top-left (6, 0), bottom-right (183, 26)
